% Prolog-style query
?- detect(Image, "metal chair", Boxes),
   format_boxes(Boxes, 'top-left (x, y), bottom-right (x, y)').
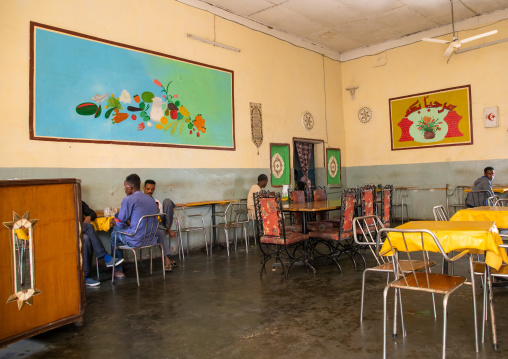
top-left (111, 213), bottom-right (166, 286)
top-left (392, 187), bottom-right (409, 223)
top-left (308, 188), bottom-right (361, 271)
top-left (353, 215), bottom-right (436, 324)
top-left (495, 198), bottom-right (508, 206)
top-left (211, 202), bottom-right (247, 256)
top-left (433, 205), bottom-right (450, 221)
top-left (253, 190), bottom-right (314, 280)
top-left (487, 195), bottom-right (499, 206)
top-left (174, 206), bottom-right (209, 259)
top-left (230, 201), bottom-right (255, 245)
top-left (472, 237), bottom-right (508, 349)
top-left (379, 228), bottom-right (478, 359)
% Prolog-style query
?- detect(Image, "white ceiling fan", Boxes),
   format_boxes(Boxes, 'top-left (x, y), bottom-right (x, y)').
top-left (422, 0), bottom-right (497, 60)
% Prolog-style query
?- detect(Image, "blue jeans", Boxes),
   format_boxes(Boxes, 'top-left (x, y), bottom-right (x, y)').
top-left (111, 225), bottom-right (134, 271)
top-left (83, 222), bottom-right (109, 277)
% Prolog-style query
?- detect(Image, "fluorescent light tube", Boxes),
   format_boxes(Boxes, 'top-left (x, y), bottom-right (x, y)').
top-left (187, 33), bottom-right (241, 52)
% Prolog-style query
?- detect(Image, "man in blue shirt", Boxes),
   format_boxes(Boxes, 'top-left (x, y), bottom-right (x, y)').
top-left (111, 174), bottom-right (159, 279)
top-left (465, 166), bottom-right (495, 207)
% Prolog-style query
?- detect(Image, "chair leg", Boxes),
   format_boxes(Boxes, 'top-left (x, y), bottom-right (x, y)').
top-left (149, 247), bottom-right (153, 275)
top-left (383, 286), bottom-right (389, 359)
top-left (96, 256), bottom-right (100, 280)
top-left (468, 255), bottom-right (479, 352)
top-left (443, 294), bottom-right (449, 359)
top-left (482, 272), bottom-right (487, 343)
top-left (487, 269), bottom-right (498, 349)
top-left (132, 250), bottom-right (140, 287)
top-left (159, 244), bottom-right (165, 280)
top-left (178, 230), bottom-right (185, 260)
top-left (243, 226), bottom-right (248, 253)
top-left (202, 228), bottom-right (208, 255)
top-left (224, 229), bottom-right (230, 256)
top-left (360, 269), bottom-right (369, 323)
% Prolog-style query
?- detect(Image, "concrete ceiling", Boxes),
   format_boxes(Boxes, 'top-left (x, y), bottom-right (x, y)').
top-left (178, 0), bottom-right (508, 60)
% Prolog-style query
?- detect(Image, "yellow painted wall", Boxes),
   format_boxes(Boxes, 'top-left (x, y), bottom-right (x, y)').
top-left (341, 20), bottom-right (508, 167)
top-left (0, 0), bottom-right (343, 169)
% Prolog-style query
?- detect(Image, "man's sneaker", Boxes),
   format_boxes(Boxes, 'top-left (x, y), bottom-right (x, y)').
top-left (105, 257), bottom-right (124, 268)
top-left (85, 277), bottom-right (100, 287)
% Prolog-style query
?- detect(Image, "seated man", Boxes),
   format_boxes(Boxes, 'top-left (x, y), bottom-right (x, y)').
top-left (465, 166), bottom-right (495, 208)
top-left (111, 174), bottom-right (160, 279)
top-left (247, 174), bottom-right (268, 219)
top-left (143, 179), bottom-right (177, 271)
top-left (82, 201), bottom-right (123, 286)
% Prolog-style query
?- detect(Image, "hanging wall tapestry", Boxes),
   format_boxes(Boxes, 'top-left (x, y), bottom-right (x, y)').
top-left (326, 148), bottom-right (341, 186)
top-left (250, 103), bottom-right (263, 154)
top-left (29, 22), bottom-right (235, 150)
top-left (270, 143), bottom-right (290, 187)
top-left (389, 85), bottom-right (472, 151)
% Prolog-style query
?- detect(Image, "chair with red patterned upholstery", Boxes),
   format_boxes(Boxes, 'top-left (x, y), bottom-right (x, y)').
top-left (286, 189), bottom-right (333, 232)
top-left (308, 188), bottom-right (362, 272)
top-left (254, 190), bottom-right (315, 279)
top-left (381, 185), bottom-right (393, 228)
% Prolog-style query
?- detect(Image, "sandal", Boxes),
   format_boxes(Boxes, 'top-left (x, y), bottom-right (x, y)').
top-left (171, 260), bottom-right (178, 268)
top-left (114, 271), bottom-right (126, 280)
top-left (165, 264), bottom-right (173, 272)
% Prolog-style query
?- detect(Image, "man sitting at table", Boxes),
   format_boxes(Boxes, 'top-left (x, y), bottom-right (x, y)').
top-left (247, 174), bottom-right (268, 219)
top-left (82, 201), bottom-right (123, 286)
top-left (143, 179), bottom-right (177, 272)
top-left (466, 166), bottom-right (495, 207)
top-left (111, 174), bottom-right (160, 279)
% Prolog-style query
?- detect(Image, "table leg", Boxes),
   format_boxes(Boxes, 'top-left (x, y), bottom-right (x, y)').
top-left (486, 266), bottom-right (498, 349)
top-left (212, 204), bottom-right (216, 245)
top-left (302, 212), bottom-right (307, 234)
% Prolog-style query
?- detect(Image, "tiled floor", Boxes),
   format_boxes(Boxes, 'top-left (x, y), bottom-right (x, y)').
top-left (2, 239), bottom-right (508, 358)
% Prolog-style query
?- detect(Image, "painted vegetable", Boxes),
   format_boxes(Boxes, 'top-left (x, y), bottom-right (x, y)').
top-left (76, 102), bottom-right (98, 116)
top-left (133, 95), bottom-right (140, 103)
top-left (141, 91), bottom-right (154, 103)
top-left (105, 108), bottom-right (115, 119)
top-left (180, 105), bottom-right (190, 117)
top-left (170, 109), bottom-right (178, 119)
top-left (94, 105), bottom-right (102, 118)
top-left (127, 106), bottom-right (142, 112)
top-left (113, 113), bottom-right (129, 123)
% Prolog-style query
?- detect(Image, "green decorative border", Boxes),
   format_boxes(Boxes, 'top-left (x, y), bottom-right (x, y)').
top-left (326, 148), bottom-right (341, 186)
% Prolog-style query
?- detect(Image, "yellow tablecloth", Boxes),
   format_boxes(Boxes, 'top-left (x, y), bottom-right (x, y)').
top-left (91, 217), bottom-right (114, 232)
top-left (450, 206), bottom-right (508, 228)
top-left (380, 221), bottom-right (508, 270)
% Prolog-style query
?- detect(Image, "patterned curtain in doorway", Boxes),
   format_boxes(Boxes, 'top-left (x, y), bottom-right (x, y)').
top-left (295, 141), bottom-right (312, 188)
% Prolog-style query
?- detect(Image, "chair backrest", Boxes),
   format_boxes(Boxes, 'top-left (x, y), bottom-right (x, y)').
top-left (377, 228), bottom-right (466, 287)
top-left (465, 190), bottom-right (492, 207)
top-left (313, 187), bottom-right (327, 201)
top-left (496, 198), bottom-right (508, 207)
top-left (381, 185), bottom-right (393, 225)
top-left (338, 188), bottom-right (357, 236)
top-left (360, 184), bottom-right (377, 217)
top-left (125, 213), bottom-right (165, 247)
top-left (487, 195), bottom-right (500, 206)
top-left (253, 191), bottom-right (285, 241)
top-left (433, 205), bottom-right (450, 221)
top-left (290, 190), bottom-right (306, 204)
top-left (352, 215), bottom-right (387, 266)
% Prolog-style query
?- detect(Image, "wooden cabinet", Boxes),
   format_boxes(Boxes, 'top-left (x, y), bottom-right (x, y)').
top-left (0, 178), bottom-right (85, 347)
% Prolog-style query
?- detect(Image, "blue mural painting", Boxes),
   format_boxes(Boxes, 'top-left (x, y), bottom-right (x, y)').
top-left (31, 23), bottom-right (235, 149)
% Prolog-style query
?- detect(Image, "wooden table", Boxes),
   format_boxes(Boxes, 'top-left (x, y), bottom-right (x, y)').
top-left (282, 199), bottom-right (341, 233)
top-left (175, 199), bottom-right (238, 243)
top-left (451, 206), bottom-right (508, 228)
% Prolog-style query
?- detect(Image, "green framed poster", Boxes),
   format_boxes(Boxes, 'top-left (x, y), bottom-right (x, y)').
top-left (270, 143), bottom-right (290, 187)
top-left (326, 148), bottom-right (341, 185)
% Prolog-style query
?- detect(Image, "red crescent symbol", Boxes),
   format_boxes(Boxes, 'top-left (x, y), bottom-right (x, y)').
top-left (487, 113), bottom-right (495, 121)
